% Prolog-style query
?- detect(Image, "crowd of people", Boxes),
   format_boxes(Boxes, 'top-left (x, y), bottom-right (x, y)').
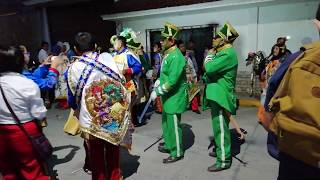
top-left (0, 4), bottom-right (319, 180)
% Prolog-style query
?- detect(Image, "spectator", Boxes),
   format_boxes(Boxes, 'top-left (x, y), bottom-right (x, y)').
top-left (186, 40), bottom-right (199, 74)
top-left (51, 41), bottom-right (63, 56)
top-left (276, 37), bottom-right (292, 56)
top-left (177, 40), bottom-right (200, 114)
top-left (263, 4), bottom-right (320, 179)
top-left (152, 42), bottom-right (162, 78)
top-left (0, 45), bottom-right (49, 179)
top-left (38, 41), bottom-right (49, 64)
top-left (257, 44), bottom-right (285, 124)
top-left (138, 45), bottom-right (151, 73)
top-left (151, 42), bottom-right (163, 113)
top-left (19, 45), bottom-right (30, 67)
top-left (62, 42), bottom-right (76, 60)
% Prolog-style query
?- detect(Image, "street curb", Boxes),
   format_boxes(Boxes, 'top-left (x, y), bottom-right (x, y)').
top-left (239, 99), bottom-right (260, 107)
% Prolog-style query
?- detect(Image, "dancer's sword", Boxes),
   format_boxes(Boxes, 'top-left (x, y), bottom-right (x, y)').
top-left (138, 96), bottom-right (152, 124)
top-left (144, 136), bottom-right (163, 152)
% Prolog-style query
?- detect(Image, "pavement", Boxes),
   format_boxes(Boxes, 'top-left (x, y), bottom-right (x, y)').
top-left (37, 105), bottom-right (279, 180)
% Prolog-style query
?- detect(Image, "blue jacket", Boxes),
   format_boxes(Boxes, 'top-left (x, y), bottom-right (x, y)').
top-left (115, 48), bottom-right (142, 75)
top-left (22, 65), bottom-right (59, 91)
top-left (66, 49), bottom-right (76, 60)
top-left (64, 69), bottom-right (77, 110)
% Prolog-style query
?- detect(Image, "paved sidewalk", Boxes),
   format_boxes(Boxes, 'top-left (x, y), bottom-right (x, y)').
top-left (40, 106), bottom-right (278, 180)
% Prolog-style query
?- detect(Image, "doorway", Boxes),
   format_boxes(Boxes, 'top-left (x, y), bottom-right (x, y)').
top-left (146, 24), bottom-right (218, 73)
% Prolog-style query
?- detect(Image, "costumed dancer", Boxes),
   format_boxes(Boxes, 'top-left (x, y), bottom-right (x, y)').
top-left (177, 40), bottom-right (201, 114)
top-left (110, 29), bottom-right (143, 127)
top-left (66, 32), bottom-right (130, 180)
top-left (150, 22), bottom-right (188, 163)
top-left (55, 47), bottom-right (71, 109)
top-left (203, 22), bottom-right (239, 172)
top-left (55, 42), bottom-right (76, 109)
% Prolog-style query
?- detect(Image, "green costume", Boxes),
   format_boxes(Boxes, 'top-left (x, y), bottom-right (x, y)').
top-left (155, 23), bottom-right (188, 158)
top-left (203, 22), bottom-right (239, 169)
top-left (156, 46), bottom-right (188, 157)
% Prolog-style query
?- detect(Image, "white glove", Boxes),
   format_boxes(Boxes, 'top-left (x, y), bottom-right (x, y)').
top-left (150, 90), bottom-right (158, 101)
top-left (154, 79), bottom-right (160, 88)
top-left (146, 70), bottom-right (154, 79)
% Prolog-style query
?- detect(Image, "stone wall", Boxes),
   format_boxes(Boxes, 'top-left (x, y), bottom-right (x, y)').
top-left (236, 71), bottom-right (261, 99)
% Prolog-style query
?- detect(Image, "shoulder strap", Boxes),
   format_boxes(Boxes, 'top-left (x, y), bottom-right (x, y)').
top-left (74, 53), bottom-right (99, 106)
top-left (79, 58), bottom-right (125, 83)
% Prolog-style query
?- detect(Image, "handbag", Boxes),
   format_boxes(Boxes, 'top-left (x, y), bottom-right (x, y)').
top-left (0, 84), bottom-right (53, 161)
top-left (63, 109), bottom-right (81, 136)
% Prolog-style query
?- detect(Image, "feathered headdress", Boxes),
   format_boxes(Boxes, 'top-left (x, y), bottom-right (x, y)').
top-left (110, 28), bottom-right (142, 49)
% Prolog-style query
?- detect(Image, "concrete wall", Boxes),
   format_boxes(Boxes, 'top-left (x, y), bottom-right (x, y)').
top-left (258, 2), bottom-right (319, 53)
top-left (119, 1), bottom-right (319, 72)
top-left (0, 8), bottom-right (43, 59)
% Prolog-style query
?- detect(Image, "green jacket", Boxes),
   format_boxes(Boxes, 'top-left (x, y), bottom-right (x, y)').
top-left (203, 45), bottom-right (238, 115)
top-left (156, 46), bottom-right (188, 114)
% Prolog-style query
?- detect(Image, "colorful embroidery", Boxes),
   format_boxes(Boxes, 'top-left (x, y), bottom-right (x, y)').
top-left (85, 78), bottom-right (130, 144)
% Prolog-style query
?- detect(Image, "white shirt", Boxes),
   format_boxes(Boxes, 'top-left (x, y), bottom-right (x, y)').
top-left (0, 72), bottom-right (47, 124)
top-left (68, 52), bottom-right (126, 128)
top-left (38, 49), bottom-right (48, 63)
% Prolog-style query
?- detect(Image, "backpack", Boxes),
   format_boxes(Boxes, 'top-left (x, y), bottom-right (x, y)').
top-left (264, 51), bottom-right (303, 160)
top-left (269, 41), bottom-right (320, 168)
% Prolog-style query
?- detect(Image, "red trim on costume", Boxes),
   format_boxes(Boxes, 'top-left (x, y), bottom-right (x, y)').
top-left (191, 96), bottom-right (199, 111)
top-left (49, 68), bottom-right (59, 76)
top-left (124, 68), bottom-right (133, 76)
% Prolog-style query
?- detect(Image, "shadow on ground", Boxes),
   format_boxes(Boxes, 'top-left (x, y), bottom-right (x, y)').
top-left (48, 145), bottom-right (80, 178)
top-left (120, 147), bottom-right (141, 179)
top-left (182, 123), bottom-right (195, 151)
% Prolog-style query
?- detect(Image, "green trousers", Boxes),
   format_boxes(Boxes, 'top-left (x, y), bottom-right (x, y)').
top-left (162, 112), bottom-right (184, 157)
top-left (209, 100), bottom-right (232, 168)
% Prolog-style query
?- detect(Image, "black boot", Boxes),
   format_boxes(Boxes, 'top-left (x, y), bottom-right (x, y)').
top-left (163, 156), bottom-right (184, 164)
top-left (158, 145), bottom-right (170, 154)
top-left (192, 109), bottom-right (201, 114)
top-left (207, 164), bottom-right (230, 172)
top-left (209, 148), bottom-right (217, 157)
top-left (209, 151), bottom-right (217, 157)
